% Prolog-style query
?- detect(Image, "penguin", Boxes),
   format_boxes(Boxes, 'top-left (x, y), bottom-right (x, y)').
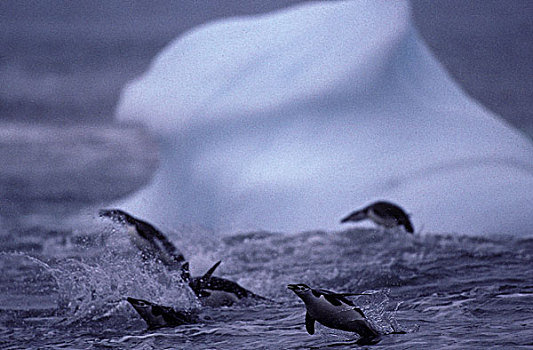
top-left (100, 209), bottom-right (266, 306)
top-left (99, 209), bottom-right (186, 268)
top-left (287, 284), bottom-right (380, 345)
top-left (340, 201), bottom-right (414, 233)
top-left (183, 260), bottom-right (268, 307)
top-left (126, 297), bottom-right (198, 329)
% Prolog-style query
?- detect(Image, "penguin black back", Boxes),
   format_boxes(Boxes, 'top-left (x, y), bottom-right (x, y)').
top-left (187, 261), bottom-right (267, 305)
top-left (99, 209), bottom-right (186, 267)
top-left (341, 201), bottom-right (414, 233)
top-left (126, 297), bottom-right (198, 329)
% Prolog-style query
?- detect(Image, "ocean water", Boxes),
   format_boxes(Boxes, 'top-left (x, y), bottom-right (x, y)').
top-left (1, 225), bottom-right (532, 349)
top-left (1, 1), bottom-right (533, 349)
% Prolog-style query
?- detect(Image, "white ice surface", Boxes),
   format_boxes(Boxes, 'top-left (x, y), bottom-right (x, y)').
top-left (114, 0), bottom-right (533, 235)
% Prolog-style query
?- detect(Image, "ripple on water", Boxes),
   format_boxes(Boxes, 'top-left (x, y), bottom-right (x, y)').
top-left (1, 227), bottom-right (532, 349)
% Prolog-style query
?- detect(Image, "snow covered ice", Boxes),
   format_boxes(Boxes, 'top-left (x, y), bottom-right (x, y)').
top-left (115, 0), bottom-right (533, 235)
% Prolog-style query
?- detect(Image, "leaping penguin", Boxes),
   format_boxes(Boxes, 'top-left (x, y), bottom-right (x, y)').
top-left (126, 297), bottom-right (198, 329)
top-left (100, 209), bottom-right (266, 306)
top-left (288, 284), bottom-right (380, 345)
top-left (340, 201), bottom-right (414, 233)
top-left (183, 260), bottom-right (268, 307)
top-left (99, 209), bottom-right (186, 268)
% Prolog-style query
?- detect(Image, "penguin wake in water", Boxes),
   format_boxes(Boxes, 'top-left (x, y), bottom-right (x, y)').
top-left (288, 284), bottom-right (381, 345)
top-left (127, 297), bottom-right (199, 329)
top-left (100, 209), bottom-right (266, 306)
top-left (340, 201), bottom-right (414, 233)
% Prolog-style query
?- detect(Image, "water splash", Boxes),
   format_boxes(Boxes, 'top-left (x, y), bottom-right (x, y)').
top-left (0, 225), bottom-right (200, 327)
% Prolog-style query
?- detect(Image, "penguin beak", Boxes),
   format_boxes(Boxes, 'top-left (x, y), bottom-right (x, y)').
top-left (340, 210), bottom-right (366, 223)
top-left (287, 284), bottom-right (298, 291)
top-left (127, 298), bottom-right (143, 313)
top-left (127, 297), bottom-right (141, 306)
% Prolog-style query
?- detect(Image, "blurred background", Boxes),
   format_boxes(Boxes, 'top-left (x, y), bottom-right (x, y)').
top-left (0, 0), bottom-right (532, 221)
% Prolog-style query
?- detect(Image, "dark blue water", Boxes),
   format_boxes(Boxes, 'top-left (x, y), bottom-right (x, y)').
top-left (1, 1), bottom-right (532, 349)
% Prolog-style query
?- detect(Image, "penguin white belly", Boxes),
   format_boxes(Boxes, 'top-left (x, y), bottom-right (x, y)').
top-left (307, 296), bottom-right (364, 329)
top-left (200, 290), bottom-right (240, 307)
top-left (143, 308), bottom-right (167, 327)
top-left (126, 224), bottom-right (149, 250)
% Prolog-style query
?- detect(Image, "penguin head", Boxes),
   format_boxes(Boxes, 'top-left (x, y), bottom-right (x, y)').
top-left (287, 283), bottom-right (312, 297)
top-left (126, 297), bottom-right (159, 321)
top-left (127, 297), bottom-right (153, 310)
top-left (99, 209), bottom-right (129, 225)
top-left (127, 297), bottom-right (174, 329)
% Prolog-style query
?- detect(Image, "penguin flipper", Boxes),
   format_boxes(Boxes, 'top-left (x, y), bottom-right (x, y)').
top-left (202, 260), bottom-right (222, 279)
top-left (335, 292), bottom-right (371, 297)
top-left (305, 312), bottom-right (315, 335)
top-left (317, 289), bottom-right (370, 307)
top-left (323, 294), bottom-right (343, 306)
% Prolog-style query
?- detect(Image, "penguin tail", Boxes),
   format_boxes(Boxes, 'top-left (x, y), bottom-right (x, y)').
top-left (402, 219), bottom-right (415, 234)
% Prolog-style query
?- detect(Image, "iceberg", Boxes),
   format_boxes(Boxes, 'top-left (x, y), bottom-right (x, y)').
top-left (115, 0), bottom-right (533, 235)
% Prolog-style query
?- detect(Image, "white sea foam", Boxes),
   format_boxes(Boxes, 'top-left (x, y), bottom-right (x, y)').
top-left (114, 0), bottom-right (533, 235)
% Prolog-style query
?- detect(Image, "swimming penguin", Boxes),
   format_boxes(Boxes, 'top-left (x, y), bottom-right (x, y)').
top-left (100, 209), bottom-right (266, 306)
top-left (287, 284), bottom-right (380, 345)
top-left (99, 209), bottom-right (186, 268)
top-left (183, 260), bottom-right (268, 307)
top-left (126, 297), bottom-right (198, 329)
top-left (340, 201), bottom-right (414, 233)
